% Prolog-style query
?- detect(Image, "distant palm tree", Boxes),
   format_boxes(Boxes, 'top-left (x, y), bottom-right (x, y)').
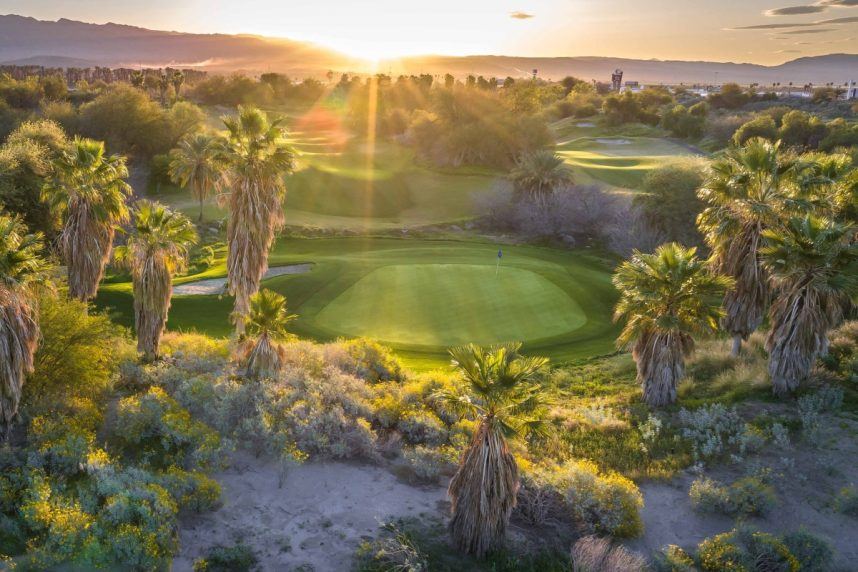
top-left (42, 137), bottom-right (131, 301)
top-left (697, 138), bottom-right (797, 356)
top-left (761, 215), bottom-right (858, 395)
top-left (169, 133), bottom-right (223, 221)
top-left (157, 72), bottom-right (170, 106)
top-left (219, 106), bottom-right (295, 335)
top-left (114, 200), bottom-right (197, 361)
top-left (0, 214), bottom-right (48, 432)
top-left (613, 243), bottom-right (732, 407)
top-left (130, 70), bottom-right (144, 89)
top-left (242, 289), bottom-right (296, 379)
top-left (793, 151), bottom-right (857, 224)
top-left (440, 343), bottom-right (548, 557)
top-left (509, 150), bottom-right (571, 204)
top-left (170, 70), bottom-right (185, 101)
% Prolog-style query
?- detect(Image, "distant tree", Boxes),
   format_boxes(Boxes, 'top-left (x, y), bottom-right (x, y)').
top-left (157, 73), bottom-right (170, 106)
top-left (444, 73), bottom-right (455, 89)
top-left (613, 243), bottom-right (731, 407)
top-left (509, 150), bottom-right (572, 204)
top-left (732, 115), bottom-right (777, 146)
top-left (778, 110), bottom-right (828, 150)
top-left (114, 200), bottom-right (197, 361)
top-left (634, 160), bottom-right (705, 245)
top-left (42, 137), bottom-right (131, 301)
top-left (168, 132), bottom-right (223, 221)
top-left (242, 289), bottom-right (296, 379)
top-left (503, 76), bottom-right (516, 88)
top-left (661, 104), bottom-right (705, 139)
top-left (170, 70), bottom-right (185, 101)
top-left (0, 214), bottom-right (49, 432)
top-left (441, 343), bottom-right (548, 557)
top-left (762, 215), bottom-right (858, 395)
top-left (709, 83), bottom-right (750, 110)
top-left (130, 70), bottom-right (144, 89)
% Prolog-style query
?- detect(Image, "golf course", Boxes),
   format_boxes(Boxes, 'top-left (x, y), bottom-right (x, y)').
top-left (96, 237), bottom-right (620, 368)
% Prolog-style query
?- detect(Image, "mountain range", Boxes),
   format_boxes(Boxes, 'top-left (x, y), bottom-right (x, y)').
top-left (1, 14), bottom-right (856, 84)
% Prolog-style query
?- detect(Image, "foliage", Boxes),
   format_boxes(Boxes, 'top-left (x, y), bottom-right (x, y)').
top-left (781, 529), bottom-right (834, 572)
top-left (732, 115), bottom-right (777, 146)
top-left (797, 386), bottom-right (844, 439)
top-left (193, 542), bottom-right (259, 572)
top-left (509, 150), bottom-right (572, 202)
top-left (356, 521), bottom-right (430, 572)
top-left (689, 476), bottom-right (776, 517)
top-left (697, 526), bottom-right (800, 572)
top-left (634, 160), bottom-right (705, 245)
top-left (569, 535), bottom-right (646, 572)
top-left (833, 485), bottom-right (858, 516)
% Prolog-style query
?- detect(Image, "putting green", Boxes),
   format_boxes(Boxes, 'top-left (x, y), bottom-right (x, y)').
top-left (315, 264), bottom-right (586, 346)
top-left (97, 237), bottom-right (620, 368)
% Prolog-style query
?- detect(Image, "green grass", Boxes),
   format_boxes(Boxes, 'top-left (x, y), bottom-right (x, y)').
top-left (96, 237), bottom-right (620, 368)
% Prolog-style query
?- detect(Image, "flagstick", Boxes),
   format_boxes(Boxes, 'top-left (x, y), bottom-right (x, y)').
top-left (495, 256), bottom-right (500, 277)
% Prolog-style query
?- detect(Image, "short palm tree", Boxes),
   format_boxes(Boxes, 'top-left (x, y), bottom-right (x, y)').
top-left (170, 70), bottom-right (185, 101)
top-left (157, 73), bottom-right (170, 106)
top-left (242, 289), bottom-right (296, 379)
top-left (42, 137), bottom-right (131, 301)
top-left (0, 214), bottom-right (48, 432)
top-left (761, 215), bottom-right (858, 395)
top-left (130, 71), bottom-right (144, 89)
top-left (219, 106), bottom-right (294, 335)
top-left (114, 200), bottom-right (197, 361)
top-left (613, 243), bottom-right (733, 407)
top-left (509, 150), bottom-right (571, 204)
top-left (440, 343), bottom-right (548, 557)
top-left (169, 133), bottom-right (223, 222)
top-left (697, 138), bottom-right (798, 356)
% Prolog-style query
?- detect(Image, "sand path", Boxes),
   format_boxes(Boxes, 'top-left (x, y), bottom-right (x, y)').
top-left (173, 264), bottom-right (313, 296)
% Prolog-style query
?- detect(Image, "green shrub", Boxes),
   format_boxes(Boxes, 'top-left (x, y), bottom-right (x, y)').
top-left (193, 542), bottom-right (259, 571)
top-left (158, 466), bottom-right (221, 512)
top-left (689, 477), bottom-right (731, 514)
top-left (28, 415), bottom-right (96, 477)
top-left (402, 446), bottom-right (456, 483)
top-left (653, 545), bottom-right (696, 572)
top-left (339, 338), bottom-right (403, 382)
top-left (689, 476), bottom-right (776, 517)
top-left (569, 535), bottom-right (646, 572)
top-left (782, 529), bottom-right (833, 572)
top-left (833, 485), bottom-right (858, 516)
top-left (698, 527), bottom-right (799, 572)
top-left (398, 410), bottom-right (447, 446)
top-left (355, 522), bottom-right (429, 572)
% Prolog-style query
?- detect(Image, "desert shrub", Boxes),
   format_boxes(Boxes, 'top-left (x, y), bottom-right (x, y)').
top-left (782, 529), bottom-right (833, 572)
top-left (797, 387), bottom-right (844, 440)
top-left (697, 526), bottom-right (799, 572)
top-left (634, 159), bottom-right (705, 245)
top-left (157, 466), bottom-right (221, 512)
top-left (398, 410), bottom-right (447, 446)
top-left (516, 471), bottom-right (564, 526)
top-left (27, 415), bottom-right (96, 477)
top-left (193, 542), bottom-right (259, 571)
top-left (824, 320), bottom-right (858, 380)
top-left (733, 116), bottom-right (777, 145)
top-left (704, 114), bottom-right (749, 148)
top-left (337, 338), bottom-right (404, 382)
top-left (113, 387), bottom-right (223, 470)
top-left (678, 404), bottom-right (746, 462)
top-left (555, 460), bottom-right (644, 538)
top-left (402, 446), bottom-right (456, 483)
top-left (160, 331), bottom-right (230, 373)
top-left (833, 485), bottom-right (858, 516)
top-left (355, 521), bottom-right (429, 572)
top-left (689, 477), bottom-right (731, 514)
top-left (689, 476), bottom-right (775, 517)
top-left (570, 535), bottom-right (646, 572)
top-left (652, 545), bottom-right (696, 572)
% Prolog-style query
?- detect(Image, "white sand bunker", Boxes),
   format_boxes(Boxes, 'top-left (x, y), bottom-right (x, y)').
top-left (174, 452), bottom-right (447, 571)
top-left (595, 138), bottom-right (632, 145)
top-left (576, 121), bottom-right (596, 127)
top-left (173, 264), bottom-right (312, 296)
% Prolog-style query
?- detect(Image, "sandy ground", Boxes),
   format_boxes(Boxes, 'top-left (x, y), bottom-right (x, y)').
top-left (174, 452), bottom-right (448, 572)
top-left (628, 413), bottom-right (858, 570)
top-left (173, 264), bottom-right (313, 296)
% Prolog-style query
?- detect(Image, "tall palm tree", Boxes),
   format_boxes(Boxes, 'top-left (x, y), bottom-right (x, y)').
top-left (439, 343), bottom-right (548, 557)
top-left (0, 214), bottom-right (48, 432)
top-left (170, 70), bottom-right (185, 102)
top-left (114, 200), bottom-right (197, 361)
top-left (697, 138), bottom-right (798, 356)
top-left (509, 150), bottom-right (571, 204)
top-left (613, 243), bottom-right (732, 407)
top-left (761, 215), bottom-right (858, 395)
top-left (219, 106), bottom-right (294, 335)
top-left (42, 137), bottom-right (131, 301)
top-left (242, 289), bottom-right (296, 379)
top-left (168, 133), bottom-right (223, 222)
top-left (157, 72), bottom-right (170, 107)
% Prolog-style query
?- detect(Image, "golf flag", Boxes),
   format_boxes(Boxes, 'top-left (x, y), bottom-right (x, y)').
top-left (498, 249), bottom-right (503, 259)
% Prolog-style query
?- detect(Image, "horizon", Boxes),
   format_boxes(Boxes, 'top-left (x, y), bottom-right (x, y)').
top-left (3, 0), bottom-right (857, 65)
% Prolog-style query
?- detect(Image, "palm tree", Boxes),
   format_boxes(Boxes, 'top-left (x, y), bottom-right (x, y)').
top-left (242, 289), bottom-right (296, 379)
top-left (42, 137), bottom-right (131, 301)
top-left (170, 70), bottom-right (185, 101)
top-left (439, 343), bottom-right (548, 557)
top-left (168, 133), bottom-right (223, 222)
top-left (0, 214), bottom-right (48, 432)
top-left (114, 200), bottom-right (197, 361)
top-left (219, 106), bottom-right (294, 335)
top-left (697, 138), bottom-right (798, 356)
top-left (613, 243), bottom-right (732, 407)
top-left (509, 150), bottom-right (571, 204)
top-left (761, 215), bottom-right (858, 395)
top-left (130, 70), bottom-right (144, 89)
top-left (157, 72), bottom-right (170, 106)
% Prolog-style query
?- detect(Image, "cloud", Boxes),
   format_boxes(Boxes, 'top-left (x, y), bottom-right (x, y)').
top-left (509, 11), bottom-right (534, 19)
top-left (783, 27), bottom-right (837, 32)
top-left (816, 15), bottom-right (858, 22)
top-left (766, 5), bottom-right (827, 14)
top-left (733, 22), bottom-right (818, 28)
top-left (818, 0), bottom-right (858, 5)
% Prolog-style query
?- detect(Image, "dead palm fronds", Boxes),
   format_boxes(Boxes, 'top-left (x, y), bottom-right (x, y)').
top-left (613, 243), bottom-right (733, 407)
top-left (42, 137), bottom-right (131, 301)
top-left (439, 343), bottom-right (548, 557)
top-left (114, 200), bottom-right (197, 361)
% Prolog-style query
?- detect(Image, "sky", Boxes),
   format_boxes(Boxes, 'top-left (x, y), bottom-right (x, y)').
top-left (3, 0), bottom-right (857, 64)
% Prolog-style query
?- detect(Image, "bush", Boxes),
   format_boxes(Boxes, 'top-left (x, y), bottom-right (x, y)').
top-left (398, 410), bottom-right (447, 446)
top-left (678, 404), bottom-right (745, 462)
top-left (355, 522), bottom-right (429, 572)
top-left (338, 338), bottom-right (403, 382)
top-left (634, 159), bottom-right (705, 245)
top-left (833, 485), bottom-right (858, 516)
top-left (732, 116), bottom-right (777, 145)
top-left (193, 542), bottom-right (259, 571)
top-left (697, 526), bottom-right (799, 572)
top-left (652, 545), bottom-right (696, 572)
top-left (689, 477), bottom-right (731, 514)
top-left (570, 535), bottom-right (646, 572)
top-left (797, 387), bottom-right (844, 440)
top-left (782, 529), bottom-right (833, 572)
top-left (402, 446), bottom-right (456, 483)
top-left (689, 476), bottom-right (776, 517)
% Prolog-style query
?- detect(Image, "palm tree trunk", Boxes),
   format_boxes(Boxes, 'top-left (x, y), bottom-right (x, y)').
top-left (199, 196), bottom-right (204, 222)
top-left (634, 332), bottom-right (686, 408)
top-left (133, 255), bottom-right (172, 361)
top-left (731, 335), bottom-right (742, 357)
top-left (0, 291), bottom-right (39, 430)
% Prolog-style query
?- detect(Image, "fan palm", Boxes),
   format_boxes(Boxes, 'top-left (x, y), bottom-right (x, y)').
top-left (242, 288), bottom-right (296, 379)
top-left (157, 72), bottom-right (170, 106)
top-left (114, 201), bottom-right (197, 361)
top-left (170, 71), bottom-right (185, 101)
top-left (0, 214), bottom-right (49, 432)
top-left (761, 215), bottom-right (858, 395)
top-left (42, 137), bottom-right (131, 301)
top-left (130, 71), bottom-right (144, 89)
top-left (219, 106), bottom-right (294, 335)
top-left (613, 243), bottom-right (733, 407)
top-left (169, 133), bottom-right (223, 222)
top-left (509, 150), bottom-right (571, 204)
top-left (439, 343), bottom-right (548, 557)
top-left (697, 138), bottom-right (798, 356)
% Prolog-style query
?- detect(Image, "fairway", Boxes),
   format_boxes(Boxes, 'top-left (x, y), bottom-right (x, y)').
top-left (97, 237), bottom-right (619, 368)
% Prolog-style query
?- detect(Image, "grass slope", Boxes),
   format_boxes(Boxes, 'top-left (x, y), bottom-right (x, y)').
top-left (96, 237), bottom-right (619, 368)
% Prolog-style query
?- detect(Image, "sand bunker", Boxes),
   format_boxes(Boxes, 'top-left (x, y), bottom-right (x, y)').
top-left (576, 122), bottom-right (596, 127)
top-left (174, 452), bottom-right (447, 571)
top-left (173, 264), bottom-right (312, 296)
top-left (595, 138), bottom-right (632, 145)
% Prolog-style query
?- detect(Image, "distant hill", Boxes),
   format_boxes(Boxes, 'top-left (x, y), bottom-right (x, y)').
top-left (1, 14), bottom-right (856, 84)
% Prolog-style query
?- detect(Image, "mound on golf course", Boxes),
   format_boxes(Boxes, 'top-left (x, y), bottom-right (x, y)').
top-left (97, 238), bottom-right (619, 367)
